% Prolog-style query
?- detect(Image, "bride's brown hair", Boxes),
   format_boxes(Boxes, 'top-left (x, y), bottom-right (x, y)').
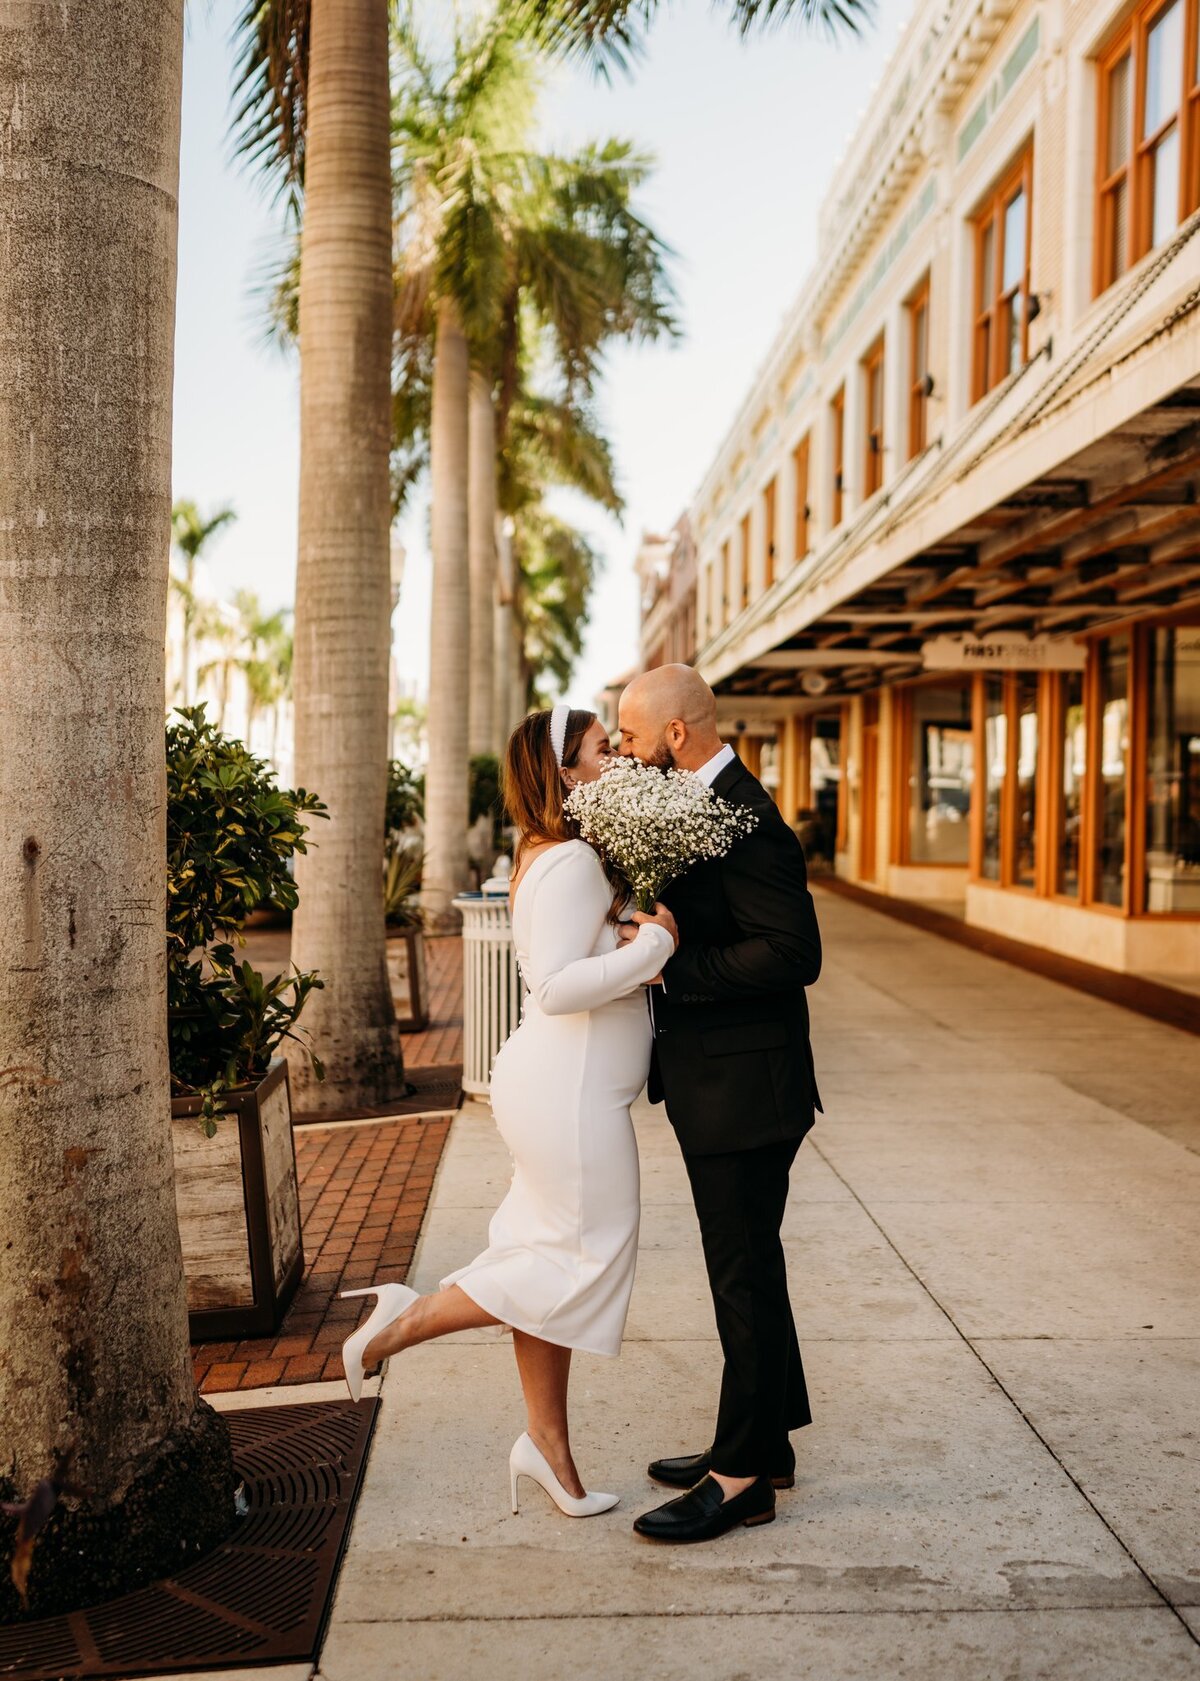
top-left (503, 708), bottom-right (627, 921)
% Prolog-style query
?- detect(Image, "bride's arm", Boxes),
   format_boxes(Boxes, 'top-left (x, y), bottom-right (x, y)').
top-left (525, 845), bottom-right (674, 1017)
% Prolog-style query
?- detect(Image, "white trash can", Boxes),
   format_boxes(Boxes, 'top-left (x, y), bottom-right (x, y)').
top-left (453, 889), bottom-right (525, 1097)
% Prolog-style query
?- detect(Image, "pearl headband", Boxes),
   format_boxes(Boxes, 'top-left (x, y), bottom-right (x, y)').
top-left (549, 703), bottom-right (572, 767)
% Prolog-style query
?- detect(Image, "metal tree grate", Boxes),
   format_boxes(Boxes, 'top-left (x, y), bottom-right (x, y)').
top-left (0, 1398), bottom-right (377, 1680)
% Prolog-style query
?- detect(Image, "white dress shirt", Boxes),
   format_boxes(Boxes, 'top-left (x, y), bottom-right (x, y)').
top-left (694, 742), bottom-right (736, 787)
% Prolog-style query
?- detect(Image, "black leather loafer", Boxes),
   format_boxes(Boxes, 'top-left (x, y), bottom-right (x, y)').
top-left (648, 1443), bottom-right (796, 1490)
top-left (633, 1475), bottom-right (776, 1544)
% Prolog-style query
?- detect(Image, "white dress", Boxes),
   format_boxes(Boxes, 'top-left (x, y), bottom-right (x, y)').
top-left (440, 840), bottom-right (674, 1357)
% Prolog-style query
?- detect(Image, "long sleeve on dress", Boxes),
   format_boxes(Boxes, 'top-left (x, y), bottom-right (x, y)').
top-left (525, 843), bottom-right (674, 1017)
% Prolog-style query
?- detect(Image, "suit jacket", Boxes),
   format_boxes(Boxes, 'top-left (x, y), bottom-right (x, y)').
top-left (647, 753), bottom-right (823, 1155)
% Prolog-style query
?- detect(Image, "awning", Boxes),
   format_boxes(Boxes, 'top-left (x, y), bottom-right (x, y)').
top-left (707, 212), bottom-right (1200, 700)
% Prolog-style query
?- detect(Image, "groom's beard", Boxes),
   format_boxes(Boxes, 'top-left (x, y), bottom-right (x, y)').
top-left (644, 736), bottom-right (675, 772)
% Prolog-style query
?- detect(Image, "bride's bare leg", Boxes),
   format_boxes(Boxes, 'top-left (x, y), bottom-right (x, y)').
top-left (361, 1284), bottom-right (498, 1367)
top-left (512, 1330), bottom-right (585, 1499)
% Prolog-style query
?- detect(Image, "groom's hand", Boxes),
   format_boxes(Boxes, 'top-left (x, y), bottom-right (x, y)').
top-left (632, 904), bottom-right (678, 948)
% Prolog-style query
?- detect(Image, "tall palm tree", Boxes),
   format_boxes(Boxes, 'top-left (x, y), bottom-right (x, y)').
top-left (231, 589), bottom-right (293, 748)
top-left (0, 4), bottom-right (235, 1615)
top-left (196, 608), bottom-right (239, 730)
top-left (393, 6), bottom-right (676, 917)
top-left (468, 368), bottom-right (500, 759)
top-left (170, 498), bottom-right (237, 704)
top-left (498, 387), bottom-right (621, 711)
top-left (515, 508), bottom-right (602, 706)
top-left (233, 0), bottom-right (404, 1111)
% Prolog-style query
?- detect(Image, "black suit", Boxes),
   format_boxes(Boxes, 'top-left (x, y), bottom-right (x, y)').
top-left (648, 752), bottom-right (822, 1474)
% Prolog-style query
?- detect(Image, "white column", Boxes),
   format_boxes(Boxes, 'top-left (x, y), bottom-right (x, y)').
top-left (842, 361), bottom-right (865, 520)
top-left (748, 486), bottom-right (767, 604)
top-left (883, 302), bottom-right (906, 485)
top-left (1060, 2), bottom-right (1094, 336)
top-left (777, 433), bottom-right (799, 573)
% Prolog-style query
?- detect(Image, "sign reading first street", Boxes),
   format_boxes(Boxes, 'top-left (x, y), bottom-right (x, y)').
top-left (921, 634), bottom-right (1088, 673)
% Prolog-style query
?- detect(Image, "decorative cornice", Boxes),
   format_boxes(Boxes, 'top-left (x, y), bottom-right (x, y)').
top-left (690, 0), bottom-right (1030, 524)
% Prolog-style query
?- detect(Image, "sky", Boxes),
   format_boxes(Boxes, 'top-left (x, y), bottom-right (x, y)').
top-left (173, 0), bottom-right (915, 715)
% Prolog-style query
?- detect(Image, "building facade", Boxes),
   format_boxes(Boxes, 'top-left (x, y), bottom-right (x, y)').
top-left (637, 517), bottom-right (699, 673)
top-left (665, 0), bottom-right (1200, 978)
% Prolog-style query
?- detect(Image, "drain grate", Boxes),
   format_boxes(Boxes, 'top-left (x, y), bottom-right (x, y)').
top-left (0, 1398), bottom-right (377, 1680)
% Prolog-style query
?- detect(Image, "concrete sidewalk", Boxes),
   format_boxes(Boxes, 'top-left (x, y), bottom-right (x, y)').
top-left (314, 889), bottom-right (1200, 1680)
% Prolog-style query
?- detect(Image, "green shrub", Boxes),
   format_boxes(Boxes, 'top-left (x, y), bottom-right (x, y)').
top-left (386, 758), bottom-right (424, 835)
top-left (469, 753), bottom-right (504, 852)
top-left (167, 706), bottom-right (328, 1133)
top-left (383, 845), bottom-right (424, 927)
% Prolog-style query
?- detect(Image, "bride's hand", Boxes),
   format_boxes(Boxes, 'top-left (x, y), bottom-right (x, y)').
top-left (632, 904), bottom-right (679, 949)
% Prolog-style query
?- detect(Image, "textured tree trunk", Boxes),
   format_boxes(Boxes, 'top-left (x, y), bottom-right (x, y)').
top-left (288, 0), bottom-right (405, 1110)
top-left (0, 2), bottom-right (234, 1619)
top-left (422, 303), bottom-right (472, 924)
top-left (509, 603), bottom-right (529, 729)
top-left (493, 596), bottom-right (513, 753)
top-left (492, 519), bottom-right (515, 755)
top-left (467, 372), bottom-right (496, 759)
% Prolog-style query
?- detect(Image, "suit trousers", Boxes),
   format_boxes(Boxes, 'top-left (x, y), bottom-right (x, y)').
top-left (682, 1135), bottom-right (812, 1476)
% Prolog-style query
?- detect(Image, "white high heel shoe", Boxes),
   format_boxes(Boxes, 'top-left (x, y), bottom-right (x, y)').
top-left (509, 1431), bottom-right (619, 1518)
top-left (339, 1282), bottom-right (419, 1402)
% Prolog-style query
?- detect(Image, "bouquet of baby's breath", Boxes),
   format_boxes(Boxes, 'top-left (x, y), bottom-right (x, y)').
top-left (564, 756), bottom-right (758, 912)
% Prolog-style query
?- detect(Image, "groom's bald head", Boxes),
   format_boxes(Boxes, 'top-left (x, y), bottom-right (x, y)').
top-left (618, 663), bottom-right (724, 772)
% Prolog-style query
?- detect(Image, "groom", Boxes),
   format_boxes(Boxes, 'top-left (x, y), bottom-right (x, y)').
top-left (616, 663), bottom-right (822, 1544)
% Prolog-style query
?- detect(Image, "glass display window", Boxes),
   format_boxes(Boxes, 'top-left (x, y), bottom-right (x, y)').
top-left (1144, 624), bottom-right (1200, 912)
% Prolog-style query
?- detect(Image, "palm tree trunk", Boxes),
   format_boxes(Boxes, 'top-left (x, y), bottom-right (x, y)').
top-left (0, 4), bottom-right (234, 1618)
top-left (423, 302), bottom-right (472, 925)
top-left (493, 595), bottom-right (512, 752)
top-left (467, 372), bottom-right (496, 759)
top-left (509, 600), bottom-right (529, 731)
top-left (288, 0), bottom-right (405, 1111)
top-left (492, 518), bottom-right (514, 754)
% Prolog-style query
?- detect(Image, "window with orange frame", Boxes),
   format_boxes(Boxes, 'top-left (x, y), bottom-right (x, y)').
top-left (1096, 0), bottom-right (1200, 296)
top-left (972, 146), bottom-right (1034, 402)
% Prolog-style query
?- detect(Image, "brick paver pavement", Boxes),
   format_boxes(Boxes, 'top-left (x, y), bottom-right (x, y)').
top-left (401, 934), bottom-right (465, 1069)
top-left (192, 927), bottom-right (467, 1394)
top-left (193, 1113), bottom-right (451, 1395)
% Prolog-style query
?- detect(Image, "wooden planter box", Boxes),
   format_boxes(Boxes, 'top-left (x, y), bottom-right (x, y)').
top-left (386, 924), bottom-right (429, 1031)
top-left (172, 1057), bottom-right (305, 1342)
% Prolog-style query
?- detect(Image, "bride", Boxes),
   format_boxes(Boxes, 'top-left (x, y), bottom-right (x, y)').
top-left (340, 703), bottom-right (677, 1517)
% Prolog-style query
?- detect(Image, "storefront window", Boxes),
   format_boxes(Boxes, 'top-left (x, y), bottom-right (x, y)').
top-left (908, 685), bottom-right (973, 863)
top-left (982, 676), bottom-right (1006, 880)
top-left (1095, 635), bottom-right (1129, 907)
top-left (1144, 625), bottom-right (1200, 912)
top-left (1057, 672), bottom-right (1086, 897)
top-left (1013, 675), bottom-right (1039, 887)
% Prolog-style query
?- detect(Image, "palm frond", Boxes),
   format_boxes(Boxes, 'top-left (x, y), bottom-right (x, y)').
top-left (171, 500), bottom-right (237, 564)
top-left (516, 506), bottom-right (601, 699)
top-left (501, 390), bottom-right (622, 517)
top-left (229, 0), bottom-right (311, 208)
top-left (430, 145), bottom-right (512, 345)
top-left (391, 331), bottom-right (434, 515)
top-left (727, 0), bottom-right (875, 37)
top-left (497, 0), bottom-right (653, 80)
top-left (250, 228), bottom-right (302, 349)
top-left (499, 0), bottom-right (871, 75)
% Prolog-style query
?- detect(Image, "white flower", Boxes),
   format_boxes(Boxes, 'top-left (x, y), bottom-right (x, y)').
top-left (564, 756), bottom-right (757, 911)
